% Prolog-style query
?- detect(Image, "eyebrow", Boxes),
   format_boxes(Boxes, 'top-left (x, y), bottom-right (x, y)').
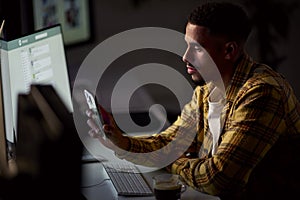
top-left (185, 38), bottom-right (205, 49)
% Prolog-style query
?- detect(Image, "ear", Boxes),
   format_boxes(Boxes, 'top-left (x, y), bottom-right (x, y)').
top-left (224, 41), bottom-right (238, 60)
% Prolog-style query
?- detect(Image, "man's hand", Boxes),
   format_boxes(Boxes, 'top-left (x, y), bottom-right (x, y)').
top-left (86, 107), bottom-right (130, 151)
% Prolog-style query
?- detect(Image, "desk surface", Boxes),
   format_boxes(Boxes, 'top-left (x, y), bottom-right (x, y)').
top-left (81, 162), bottom-right (220, 200)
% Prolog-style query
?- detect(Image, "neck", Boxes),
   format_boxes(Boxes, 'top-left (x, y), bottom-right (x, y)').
top-left (223, 51), bottom-right (245, 89)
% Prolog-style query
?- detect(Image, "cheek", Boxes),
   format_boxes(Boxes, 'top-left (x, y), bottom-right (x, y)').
top-left (183, 49), bottom-right (202, 66)
top-left (194, 51), bottom-right (220, 81)
top-left (194, 51), bottom-right (213, 69)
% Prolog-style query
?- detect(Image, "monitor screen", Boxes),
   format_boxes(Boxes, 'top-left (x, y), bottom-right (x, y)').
top-left (0, 25), bottom-right (73, 144)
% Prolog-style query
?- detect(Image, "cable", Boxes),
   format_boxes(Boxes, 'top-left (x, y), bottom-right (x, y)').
top-left (81, 178), bottom-right (110, 188)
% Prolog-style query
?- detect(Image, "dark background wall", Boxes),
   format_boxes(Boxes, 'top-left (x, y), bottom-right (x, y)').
top-left (1, 0), bottom-right (300, 117)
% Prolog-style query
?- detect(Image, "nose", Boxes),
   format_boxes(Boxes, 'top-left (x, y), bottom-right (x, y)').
top-left (182, 47), bottom-right (192, 64)
top-left (182, 48), bottom-right (188, 63)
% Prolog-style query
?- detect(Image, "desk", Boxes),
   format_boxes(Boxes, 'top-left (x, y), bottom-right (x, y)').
top-left (81, 162), bottom-right (220, 200)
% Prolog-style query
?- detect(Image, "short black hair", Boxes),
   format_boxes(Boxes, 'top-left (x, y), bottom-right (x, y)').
top-left (188, 1), bottom-right (252, 42)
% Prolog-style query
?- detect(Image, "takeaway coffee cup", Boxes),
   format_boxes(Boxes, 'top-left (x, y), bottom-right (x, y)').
top-left (152, 174), bottom-right (186, 200)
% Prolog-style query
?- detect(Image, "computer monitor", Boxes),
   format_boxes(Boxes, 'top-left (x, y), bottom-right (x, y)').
top-left (0, 25), bottom-right (73, 144)
top-left (0, 76), bottom-right (8, 177)
top-left (0, 67), bottom-right (17, 178)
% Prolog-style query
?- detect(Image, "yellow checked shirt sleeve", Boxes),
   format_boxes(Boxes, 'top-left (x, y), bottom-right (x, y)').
top-left (115, 86), bottom-right (207, 167)
top-left (170, 73), bottom-right (300, 196)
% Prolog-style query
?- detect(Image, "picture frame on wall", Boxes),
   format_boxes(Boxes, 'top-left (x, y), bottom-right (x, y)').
top-left (32, 0), bottom-right (91, 46)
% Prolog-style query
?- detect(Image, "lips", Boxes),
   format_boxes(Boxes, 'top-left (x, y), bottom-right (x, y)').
top-left (187, 66), bottom-right (197, 74)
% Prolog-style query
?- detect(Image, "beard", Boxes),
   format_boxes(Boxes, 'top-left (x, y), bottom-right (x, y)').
top-left (190, 73), bottom-right (206, 86)
top-left (192, 79), bottom-right (206, 86)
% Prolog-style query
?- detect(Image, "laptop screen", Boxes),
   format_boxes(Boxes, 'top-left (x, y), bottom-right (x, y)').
top-left (0, 25), bottom-right (73, 143)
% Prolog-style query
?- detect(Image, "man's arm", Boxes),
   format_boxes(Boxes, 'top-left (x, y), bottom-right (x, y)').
top-left (105, 87), bottom-right (205, 168)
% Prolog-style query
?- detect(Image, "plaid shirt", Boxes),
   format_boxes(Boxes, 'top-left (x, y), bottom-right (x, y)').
top-left (118, 53), bottom-right (300, 197)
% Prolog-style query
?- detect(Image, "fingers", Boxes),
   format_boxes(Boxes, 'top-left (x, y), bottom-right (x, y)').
top-left (87, 118), bottom-right (99, 130)
top-left (87, 118), bottom-right (113, 141)
top-left (89, 128), bottom-right (115, 149)
top-left (88, 128), bottom-right (101, 138)
top-left (86, 108), bottom-right (94, 117)
top-left (87, 118), bottom-right (105, 140)
top-left (86, 107), bottom-right (124, 150)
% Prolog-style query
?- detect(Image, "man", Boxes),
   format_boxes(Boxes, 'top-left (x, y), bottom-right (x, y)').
top-left (87, 2), bottom-right (300, 199)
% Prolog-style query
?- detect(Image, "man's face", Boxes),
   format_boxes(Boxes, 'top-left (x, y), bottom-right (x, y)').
top-left (183, 23), bottom-right (225, 86)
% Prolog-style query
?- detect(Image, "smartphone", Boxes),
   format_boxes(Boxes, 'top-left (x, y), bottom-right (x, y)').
top-left (84, 89), bottom-right (109, 140)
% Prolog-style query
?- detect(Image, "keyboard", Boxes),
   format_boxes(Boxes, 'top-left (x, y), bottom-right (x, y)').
top-left (102, 162), bottom-right (153, 196)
